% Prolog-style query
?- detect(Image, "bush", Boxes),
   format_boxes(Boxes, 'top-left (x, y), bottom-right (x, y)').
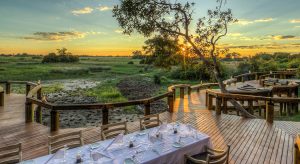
top-left (170, 63), bottom-right (212, 81)
top-left (154, 74), bottom-right (161, 84)
top-left (88, 66), bottom-right (111, 72)
top-left (50, 68), bottom-right (89, 75)
top-left (128, 61), bottom-right (134, 64)
top-left (42, 48), bottom-right (79, 63)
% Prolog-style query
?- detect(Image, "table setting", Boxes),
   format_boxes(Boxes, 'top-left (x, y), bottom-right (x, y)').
top-left (21, 122), bottom-right (211, 164)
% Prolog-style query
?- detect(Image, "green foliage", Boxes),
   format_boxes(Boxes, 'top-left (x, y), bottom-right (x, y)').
top-left (170, 62), bottom-right (212, 81)
top-left (154, 74), bottom-right (161, 84)
top-left (42, 83), bottom-right (64, 94)
top-left (88, 66), bottom-right (111, 72)
top-left (141, 36), bottom-right (182, 69)
top-left (131, 51), bottom-right (145, 59)
top-left (50, 68), bottom-right (90, 75)
top-left (128, 61), bottom-right (134, 64)
top-left (84, 82), bottom-right (127, 103)
top-left (42, 48), bottom-right (79, 63)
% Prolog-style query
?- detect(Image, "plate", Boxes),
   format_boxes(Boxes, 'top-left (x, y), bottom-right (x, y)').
top-left (90, 143), bottom-right (101, 150)
top-left (172, 142), bottom-right (183, 148)
top-left (137, 131), bottom-right (147, 136)
top-left (124, 158), bottom-right (136, 164)
top-left (19, 160), bottom-right (35, 164)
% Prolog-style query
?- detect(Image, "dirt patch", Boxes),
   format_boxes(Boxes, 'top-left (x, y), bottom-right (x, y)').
top-left (117, 77), bottom-right (168, 114)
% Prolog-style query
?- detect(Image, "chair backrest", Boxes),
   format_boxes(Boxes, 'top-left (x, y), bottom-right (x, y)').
top-left (294, 134), bottom-right (300, 164)
top-left (0, 143), bottom-right (22, 164)
top-left (48, 131), bottom-right (83, 154)
top-left (139, 114), bottom-right (162, 130)
top-left (207, 145), bottom-right (230, 164)
top-left (101, 122), bottom-right (128, 140)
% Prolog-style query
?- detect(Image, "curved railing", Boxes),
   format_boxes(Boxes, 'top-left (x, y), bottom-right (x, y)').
top-left (0, 70), bottom-right (298, 131)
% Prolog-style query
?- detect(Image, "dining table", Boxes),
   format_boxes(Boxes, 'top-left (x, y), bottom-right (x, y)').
top-left (21, 123), bottom-right (211, 164)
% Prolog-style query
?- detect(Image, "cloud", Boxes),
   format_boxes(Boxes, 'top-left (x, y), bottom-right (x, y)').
top-left (72, 7), bottom-right (93, 15)
top-left (224, 43), bottom-right (300, 50)
top-left (21, 31), bottom-right (103, 41)
top-left (235, 18), bottom-right (274, 25)
top-left (228, 33), bottom-right (243, 37)
top-left (290, 19), bottom-right (300, 23)
top-left (115, 29), bottom-right (123, 34)
top-left (272, 35), bottom-right (296, 40)
top-left (97, 6), bottom-right (113, 11)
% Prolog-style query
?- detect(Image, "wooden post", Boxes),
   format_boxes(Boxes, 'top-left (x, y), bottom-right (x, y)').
top-left (248, 100), bottom-right (254, 115)
top-left (222, 98), bottom-right (228, 114)
top-left (294, 135), bottom-right (300, 164)
top-left (35, 89), bottom-right (42, 123)
top-left (180, 87), bottom-right (184, 98)
top-left (266, 101), bottom-right (274, 123)
top-left (50, 110), bottom-right (59, 131)
top-left (0, 91), bottom-right (4, 106)
top-left (25, 101), bottom-right (34, 123)
top-left (168, 93), bottom-right (174, 113)
top-left (208, 94), bottom-right (213, 110)
top-left (6, 82), bottom-right (11, 94)
top-left (188, 87), bottom-right (191, 95)
top-left (255, 73), bottom-right (258, 80)
top-left (216, 97), bottom-right (222, 115)
top-left (26, 84), bottom-right (31, 96)
top-left (144, 102), bottom-right (150, 115)
top-left (172, 88), bottom-right (176, 101)
top-left (205, 91), bottom-right (208, 106)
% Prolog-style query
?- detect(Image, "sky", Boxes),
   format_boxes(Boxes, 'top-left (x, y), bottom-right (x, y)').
top-left (0, 0), bottom-right (300, 56)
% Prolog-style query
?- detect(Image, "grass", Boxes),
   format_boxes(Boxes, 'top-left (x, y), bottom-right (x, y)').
top-left (84, 80), bottom-right (127, 103)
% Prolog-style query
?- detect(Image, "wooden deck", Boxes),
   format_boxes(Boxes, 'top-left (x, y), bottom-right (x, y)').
top-left (1, 92), bottom-right (299, 163)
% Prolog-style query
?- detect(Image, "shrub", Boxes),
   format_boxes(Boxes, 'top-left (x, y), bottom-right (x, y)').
top-left (42, 48), bottom-right (79, 63)
top-left (154, 74), bottom-right (161, 84)
top-left (88, 66), bottom-right (111, 72)
top-left (128, 61), bottom-right (134, 64)
top-left (50, 68), bottom-right (89, 75)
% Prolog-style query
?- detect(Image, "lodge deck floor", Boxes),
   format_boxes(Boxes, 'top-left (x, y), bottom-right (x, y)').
top-left (0, 92), bottom-right (299, 163)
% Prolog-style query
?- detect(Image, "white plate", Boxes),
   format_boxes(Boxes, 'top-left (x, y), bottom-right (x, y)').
top-left (172, 142), bottom-right (183, 148)
top-left (124, 158), bottom-right (136, 164)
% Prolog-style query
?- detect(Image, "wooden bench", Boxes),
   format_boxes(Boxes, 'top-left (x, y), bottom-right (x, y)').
top-left (295, 134), bottom-right (300, 164)
top-left (0, 86), bottom-right (3, 106)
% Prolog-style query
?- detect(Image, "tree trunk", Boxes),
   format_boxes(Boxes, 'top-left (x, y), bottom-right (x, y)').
top-left (212, 58), bottom-right (256, 118)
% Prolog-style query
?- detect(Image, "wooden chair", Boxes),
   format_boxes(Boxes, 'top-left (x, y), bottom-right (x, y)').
top-left (294, 134), bottom-right (300, 164)
top-left (101, 122), bottom-right (128, 140)
top-left (139, 114), bottom-right (162, 130)
top-left (0, 143), bottom-right (22, 164)
top-left (185, 145), bottom-right (230, 164)
top-left (48, 131), bottom-right (83, 154)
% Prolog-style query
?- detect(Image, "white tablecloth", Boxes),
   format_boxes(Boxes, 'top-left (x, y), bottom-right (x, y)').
top-left (23, 123), bottom-right (211, 164)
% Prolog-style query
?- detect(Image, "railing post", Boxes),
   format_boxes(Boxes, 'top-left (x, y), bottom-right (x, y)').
top-left (208, 94), bottom-right (213, 110)
top-left (168, 93), bottom-right (174, 113)
top-left (25, 101), bottom-right (34, 123)
top-left (172, 88), bottom-right (176, 100)
top-left (35, 88), bottom-right (42, 123)
top-left (248, 100), bottom-right (254, 115)
top-left (222, 98), bottom-right (228, 114)
top-left (266, 101), bottom-right (274, 123)
top-left (180, 87), bottom-right (184, 98)
top-left (102, 106), bottom-right (109, 125)
top-left (144, 102), bottom-right (150, 115)
top-left (205, 91), bottom-right (208, 106)
top-left (216, 97), bottom-right (222, 115)
top-left (26, 84), bottom-right (31, 96)
top-left (6, 82), bottom-right (11, 94)
top-left (50, 110), bottom-right (59, 131)
top-left (0, 91), bottom-right (4, 106)
top-left (188, 87), bottom-right (191, 95)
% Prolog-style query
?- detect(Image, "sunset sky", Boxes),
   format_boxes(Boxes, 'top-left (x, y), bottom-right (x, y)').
top-left (0, 0), bottom-right (300, 56)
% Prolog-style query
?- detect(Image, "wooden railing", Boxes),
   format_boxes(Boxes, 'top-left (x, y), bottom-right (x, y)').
top-left (232, 71), bottom-right (297, 83)
top-left (0, 70), bottom-right (298, 131)
top-left (206, 89), bottom-right (299, 123)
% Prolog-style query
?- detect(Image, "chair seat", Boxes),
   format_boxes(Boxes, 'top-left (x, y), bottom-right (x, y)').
top-left (186, 152), bottom-right (214, 164)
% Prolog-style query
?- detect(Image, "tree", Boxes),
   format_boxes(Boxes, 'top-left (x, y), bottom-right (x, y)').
top-left (142, 36), bottom-right (182, 69)
top-left (113, 0), bottom-right (254, 117)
